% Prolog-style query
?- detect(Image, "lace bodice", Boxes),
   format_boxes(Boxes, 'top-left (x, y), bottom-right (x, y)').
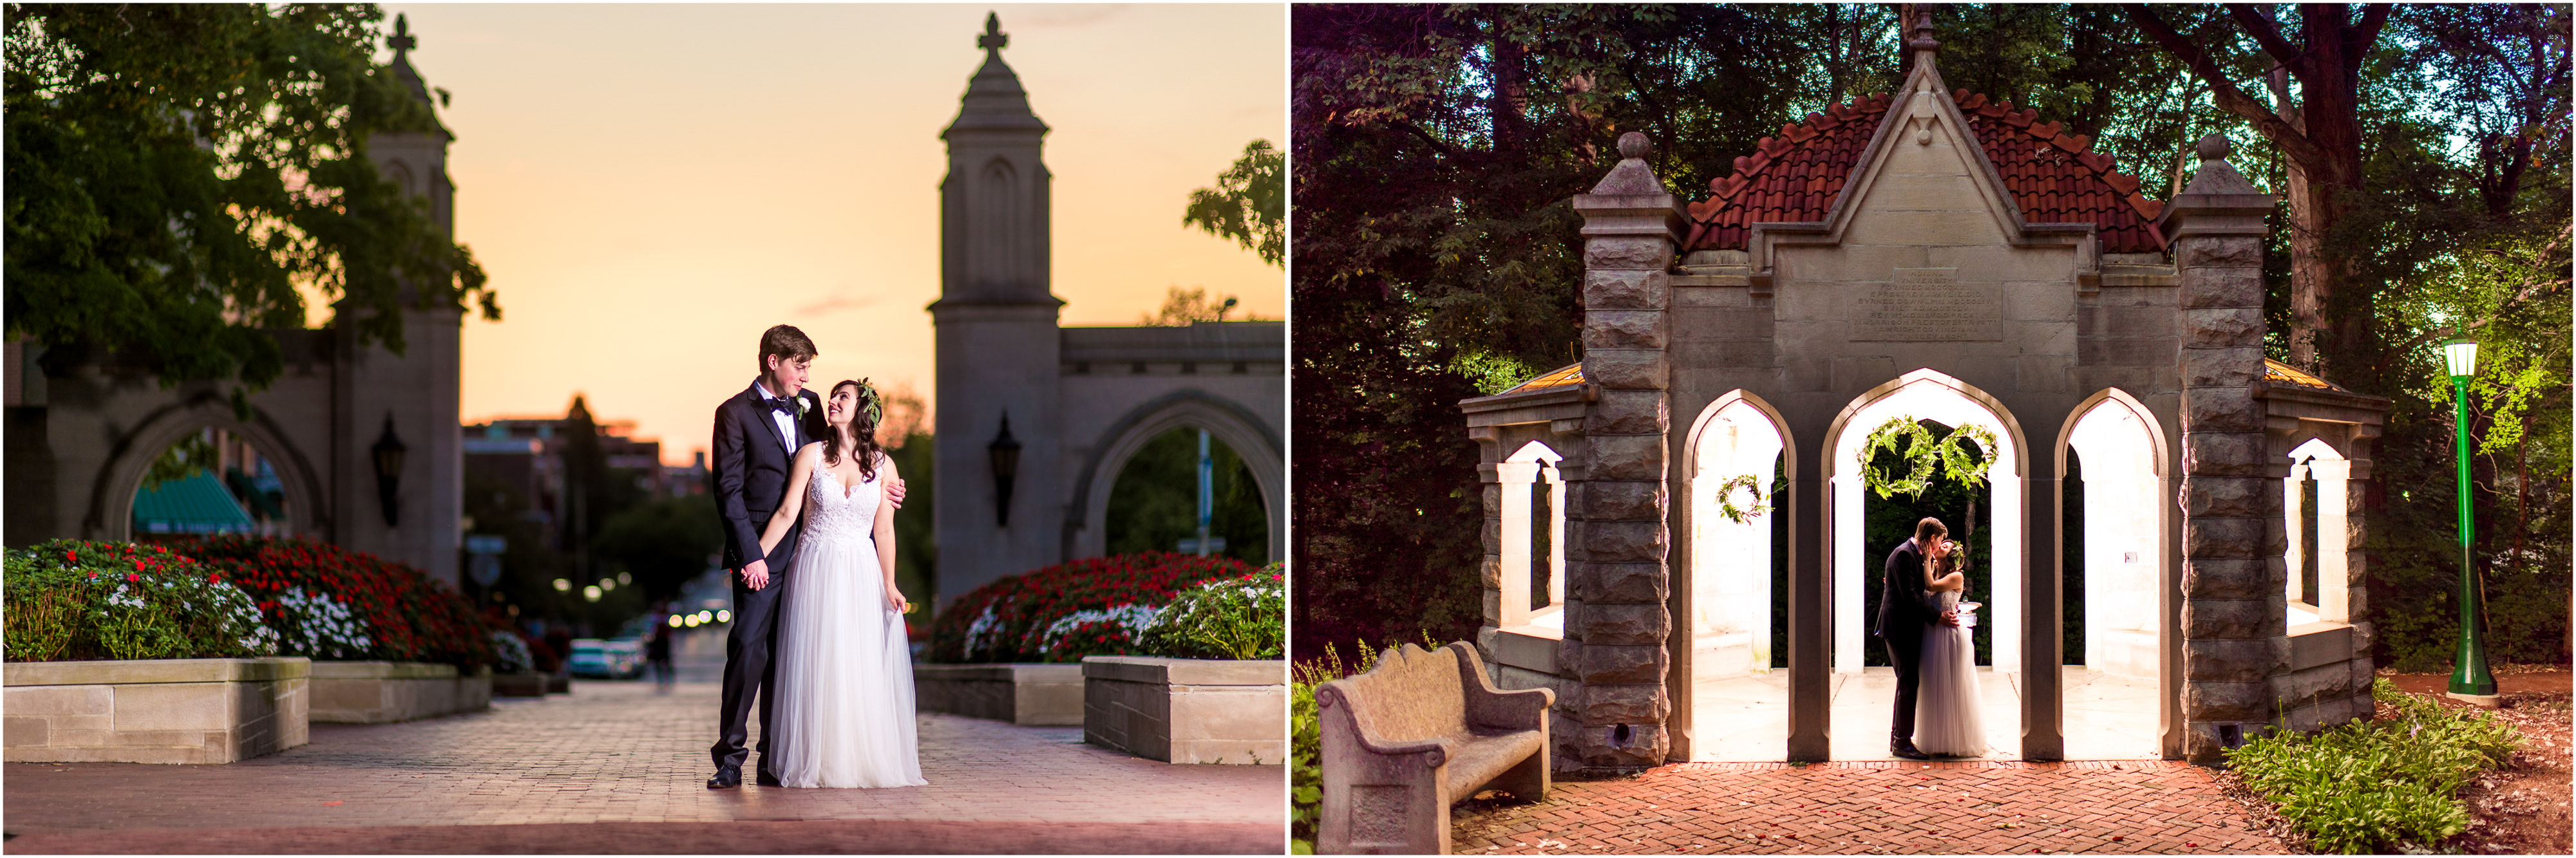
top-left (803, 458), bottom-right (882, 541)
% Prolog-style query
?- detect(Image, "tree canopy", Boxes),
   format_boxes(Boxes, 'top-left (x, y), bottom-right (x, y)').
top-left (1290, 3), bottom-right (2568, 664)
top-left (5, 3), bottom-right (495, 396)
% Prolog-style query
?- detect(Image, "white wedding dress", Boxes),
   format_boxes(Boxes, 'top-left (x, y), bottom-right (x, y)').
top-left (1913, 589), bottom-right (1989, 757)
top-left (770, 458), bottom-right (926, 788)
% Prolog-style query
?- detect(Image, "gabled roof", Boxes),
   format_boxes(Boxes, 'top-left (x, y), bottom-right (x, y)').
top-left (1500, 362), bottom-right (1584, 395)
top-left (1684, 89), bottom-right (2166, 254)
top-left (2264, 359), bottom-right (2349, 392)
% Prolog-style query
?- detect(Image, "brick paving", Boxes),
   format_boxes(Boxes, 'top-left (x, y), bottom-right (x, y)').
top-left (3, 679), bottom-right (1282, 853)
top-left (1453, 760), bottom-right (2284, 855)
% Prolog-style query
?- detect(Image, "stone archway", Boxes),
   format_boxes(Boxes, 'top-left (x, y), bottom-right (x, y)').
top-left (88, 393), bottom-right (328, 543)
top-left (1819, 369), bottom-right (2030, 760)
top-left (1676, 390), bottom-right (1795, 761)
top-left (2058, 387), bottom-right (2177, 759)
top-left (1063, 389), bottom-right (1284, 565)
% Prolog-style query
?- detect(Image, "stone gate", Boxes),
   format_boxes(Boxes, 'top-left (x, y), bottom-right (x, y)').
top-left (1463, 18), bottom-right (2386, 769)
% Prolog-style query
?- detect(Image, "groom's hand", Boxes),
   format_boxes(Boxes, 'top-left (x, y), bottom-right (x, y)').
top-left (885, 476), bottom-right (907, 510)
top-left (741, 559), bottom-right (770, 592)
top-left (1940, 607), bottom-right (1960, 627)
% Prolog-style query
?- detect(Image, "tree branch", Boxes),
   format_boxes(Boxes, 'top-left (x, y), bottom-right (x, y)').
top-left (2383, 223), bottom-right (2573, 359)
top-left (2353, 3), bottom-right (2394, 54)
top-left (2223, 3), bottom-right (2304, 70)
top-left (2125, 4), bottom-right (2330, 165)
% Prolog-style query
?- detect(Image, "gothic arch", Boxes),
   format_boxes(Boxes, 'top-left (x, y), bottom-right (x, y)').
top-left (86, 393), bottom-right (328, 543)
top-left (1063, 389), bottom-right (1283, 564)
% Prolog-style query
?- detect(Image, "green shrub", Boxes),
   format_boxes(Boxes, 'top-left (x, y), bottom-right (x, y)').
top-left (1289, 639), bottom-right (1416, 853)
top-left (1141, 564), bottom-right (1285, 660)
top-left (2224, 679), bottom-right (2523, 853)
top-left (4, 540), bottom-right (278, 661)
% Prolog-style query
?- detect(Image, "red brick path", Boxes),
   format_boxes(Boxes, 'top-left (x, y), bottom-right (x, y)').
top-left (1453, 760), bottom-right (2284, 855)
top-left (3, 680), bottom-right (1281, 854)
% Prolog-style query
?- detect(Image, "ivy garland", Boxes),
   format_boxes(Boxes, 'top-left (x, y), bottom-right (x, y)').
top-left (1712, 474), bottom-right (1770, 524)
top-left (1859, 416), bottom-right (2000, 499)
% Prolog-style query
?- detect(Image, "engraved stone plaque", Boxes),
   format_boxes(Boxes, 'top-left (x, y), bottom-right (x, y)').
top-left (1851, 268), bottom-right (2002, 341)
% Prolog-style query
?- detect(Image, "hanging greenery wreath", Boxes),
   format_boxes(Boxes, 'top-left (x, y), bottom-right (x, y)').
top-left (1712, 474), bottom-right (1770, 524)
top-left (1861, 416), bottom-right (1940, 499)
top-left (1859, 416), bottom-right (1999, 499)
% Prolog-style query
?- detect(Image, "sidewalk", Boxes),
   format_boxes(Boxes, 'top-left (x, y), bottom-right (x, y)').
top-left (1452, 760), bottom-right (2282, 855)
top-left (3, 678), bottom-right (1282, 854)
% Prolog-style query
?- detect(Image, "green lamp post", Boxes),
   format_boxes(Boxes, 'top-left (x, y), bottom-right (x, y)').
top-left (2443, 337), bottom-right (2498, 702)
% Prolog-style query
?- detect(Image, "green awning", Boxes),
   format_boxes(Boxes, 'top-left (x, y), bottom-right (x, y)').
top-left (132, 471), bottom-right (255, 534)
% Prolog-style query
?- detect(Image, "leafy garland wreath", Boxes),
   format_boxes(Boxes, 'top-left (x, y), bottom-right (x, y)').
top-left (1859, 415), bottom-right (2001, 499)
top-left (1712, 474), bottom-right (1770, 524)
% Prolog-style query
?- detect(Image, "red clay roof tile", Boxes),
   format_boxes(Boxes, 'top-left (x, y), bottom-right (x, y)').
top-left (1684, 88), bottom-right (2167, 254)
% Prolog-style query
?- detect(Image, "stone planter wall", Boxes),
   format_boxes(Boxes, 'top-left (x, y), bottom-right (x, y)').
top-left (3, 657), bottom-right (310, 764)
top-left (1082, 657), bottom-right (1284, 765)
top-left (916, 664), bottom-right (1084, 726)
top-left (310, 662), bottom-right (493, 723)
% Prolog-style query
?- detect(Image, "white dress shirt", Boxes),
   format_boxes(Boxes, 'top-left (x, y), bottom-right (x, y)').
top-left (753, 380), bottom-right (798, 452)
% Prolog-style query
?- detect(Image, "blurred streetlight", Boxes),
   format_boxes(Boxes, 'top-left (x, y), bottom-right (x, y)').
top-left (2442, 337), bottom-right (2497, 704)
top-left (552, 579), bottom-right (571, 592)
top-left (583, 585), bottom-right (603, 603)
top-left (667, 614), bottom-right (683, 628)
top-left (717, 609), bottom-right (732, 624)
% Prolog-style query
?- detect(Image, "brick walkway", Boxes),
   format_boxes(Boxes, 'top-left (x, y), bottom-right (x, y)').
top-left (1453, 760), bottom-right (2283, 855)
top-left (3, 680), bottom-right (1282, 853)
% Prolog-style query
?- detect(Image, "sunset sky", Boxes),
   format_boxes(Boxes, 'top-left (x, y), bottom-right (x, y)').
top-left (381, 3), bottom-right (1285, 463)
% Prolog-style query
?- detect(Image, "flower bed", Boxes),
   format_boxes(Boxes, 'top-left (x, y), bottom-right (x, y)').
top-left (928, 553), bottom-right (1256, 663)
top-left (1141, 568), bottom-right (1285, 660)
top-left (2224, 678), bottom-right (2523, 853)
top-left (171, 536), bottom-right (495, 669)
top-left (3, 541), bottom-right (278, 660)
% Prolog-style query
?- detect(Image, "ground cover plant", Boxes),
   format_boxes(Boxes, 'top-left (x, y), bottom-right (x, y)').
top-left (926, 552), bottom-right (1255, 663)
top-left (1141, 564), bottom-right (1287, 660)
top-left (3, 539), bottom-right (278, 660)
top-left (171, 535), bottom-right (496, 668)
top-left (2223, 679), bottom-right (2522, 853)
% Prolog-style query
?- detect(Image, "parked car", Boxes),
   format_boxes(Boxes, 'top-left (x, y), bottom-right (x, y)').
top-left (567, 638), bottom-right (645, 680)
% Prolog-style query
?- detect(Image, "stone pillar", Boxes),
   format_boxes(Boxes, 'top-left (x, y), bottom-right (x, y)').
top-left (2164, 136), bottom-right (2283, 765)
top-left (2335, 442), bottom-right (2378, 722)
top-left (1564, 133), bottom-right (1683, 769)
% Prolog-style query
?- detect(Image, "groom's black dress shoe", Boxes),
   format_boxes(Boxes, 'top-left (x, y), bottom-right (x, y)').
top-left (707, 768), bottom-right (742, 789)
top-left (1891, 738), bottom-right (1932, 761)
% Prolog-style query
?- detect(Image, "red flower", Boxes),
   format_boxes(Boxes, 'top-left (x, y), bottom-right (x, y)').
top-left (126, 572), bottom-right (141, 583)
top-left (66, 551), bottom-right (77, 563)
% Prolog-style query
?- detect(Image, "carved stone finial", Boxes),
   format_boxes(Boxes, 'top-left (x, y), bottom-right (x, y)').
top-left (1906, 5), bottom-right (1941, 66)
top-left (389, 12), bottom-right (415, 52)
top-left (1616, 131), bottom-right (1651, 160)
top-left (2195, 133), bottom-right (2232, 162)
top-left (978, 12), bottom-right (1008, 51)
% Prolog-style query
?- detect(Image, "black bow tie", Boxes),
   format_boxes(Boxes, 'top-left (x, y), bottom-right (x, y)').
top-left (766, 397), bottom-right (796, 416)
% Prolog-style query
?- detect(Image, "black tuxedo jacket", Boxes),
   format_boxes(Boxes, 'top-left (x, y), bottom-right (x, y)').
top-left (712, 382), bottom-right (823, 570)
top-left (1871, 537), bottom-right (1946, 639)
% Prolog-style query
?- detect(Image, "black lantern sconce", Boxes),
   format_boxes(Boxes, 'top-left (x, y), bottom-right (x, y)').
top-left (988, 411), bottom-right (1020, 527)
top-left (372, 415), bottom-right (406, 527)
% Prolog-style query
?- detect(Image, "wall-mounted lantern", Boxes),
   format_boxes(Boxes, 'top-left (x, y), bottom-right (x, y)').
top-left (372, 415), bottom-right (406, 527)
top-left (989, 411), bottom-right (1021, 527)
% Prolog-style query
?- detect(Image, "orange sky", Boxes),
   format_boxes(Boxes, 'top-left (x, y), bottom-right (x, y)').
top-left (379, 3), bottom-right (1285, 463)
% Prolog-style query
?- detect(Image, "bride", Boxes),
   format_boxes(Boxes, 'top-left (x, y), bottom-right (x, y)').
top-left (1914, 539), bottom-right (1989, 758)
top-left (752, 378), bottom-right (927, 788)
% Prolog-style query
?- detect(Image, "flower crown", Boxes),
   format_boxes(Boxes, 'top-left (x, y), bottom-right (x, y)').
top-left (848, 378), bottom-right (882, 426)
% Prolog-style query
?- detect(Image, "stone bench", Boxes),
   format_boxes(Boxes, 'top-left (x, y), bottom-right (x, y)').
top-left (310, 662), bottom-right (493, 723)
top-left (1317, 642), bottom-right (1552, 854)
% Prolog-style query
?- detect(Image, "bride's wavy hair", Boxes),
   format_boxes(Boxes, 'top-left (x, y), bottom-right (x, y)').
top-left (821, 378), bottom-right (884, 482)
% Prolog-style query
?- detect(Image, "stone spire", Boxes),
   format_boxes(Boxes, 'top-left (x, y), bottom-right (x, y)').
top-left (945, 12), bottom-right (1048, 136)
top-left (384, 14), bottom-right (449, 136)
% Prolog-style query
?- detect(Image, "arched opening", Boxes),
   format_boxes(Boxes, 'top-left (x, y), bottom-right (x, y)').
top-left (1068, 392), bottom-right (1285, 566)
top-left (2284, 437), bottom-right (2351, 626)
top-left (2061, 391), bottom-right (2167, 759)
top-left (1824, 371), bottom-right (2024, 760)
top-left (1496, 440), bottom-right (1566, 630)
top-left (1103, 426), bottom-right (1269, 566)
top-left (1682, 392), bottom-right (1792, 761)
top-left (129, 427), bottom-right (296, 541)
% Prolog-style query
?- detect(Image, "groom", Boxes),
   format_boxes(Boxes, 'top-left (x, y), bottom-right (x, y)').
top-left (706, 324), bottom-right (903, 788)
top-left (1874, 517), bottom-right (1958, 761)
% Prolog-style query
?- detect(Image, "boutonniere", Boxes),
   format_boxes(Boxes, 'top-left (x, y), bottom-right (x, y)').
top-left (796, 396), bottom-right (811, 416)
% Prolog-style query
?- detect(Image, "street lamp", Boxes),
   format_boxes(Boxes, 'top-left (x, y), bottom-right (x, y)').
top-left (371, 415), bottom-right (406, 527)
top-left (2442, 337), bottom-right (2497, 703)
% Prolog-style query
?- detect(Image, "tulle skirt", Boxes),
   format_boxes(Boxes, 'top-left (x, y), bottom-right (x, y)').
top-left (770, 532), bottom-right (926, 788)
top-left (1913, 622), bottom-right (1989, 757)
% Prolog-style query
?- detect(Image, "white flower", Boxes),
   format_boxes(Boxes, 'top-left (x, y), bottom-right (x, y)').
top-left (1038, 604), bottom-right (1162, 653)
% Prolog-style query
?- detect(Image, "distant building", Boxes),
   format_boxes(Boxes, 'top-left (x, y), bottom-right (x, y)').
top-left (463, 413), bottom-right (699, 553)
